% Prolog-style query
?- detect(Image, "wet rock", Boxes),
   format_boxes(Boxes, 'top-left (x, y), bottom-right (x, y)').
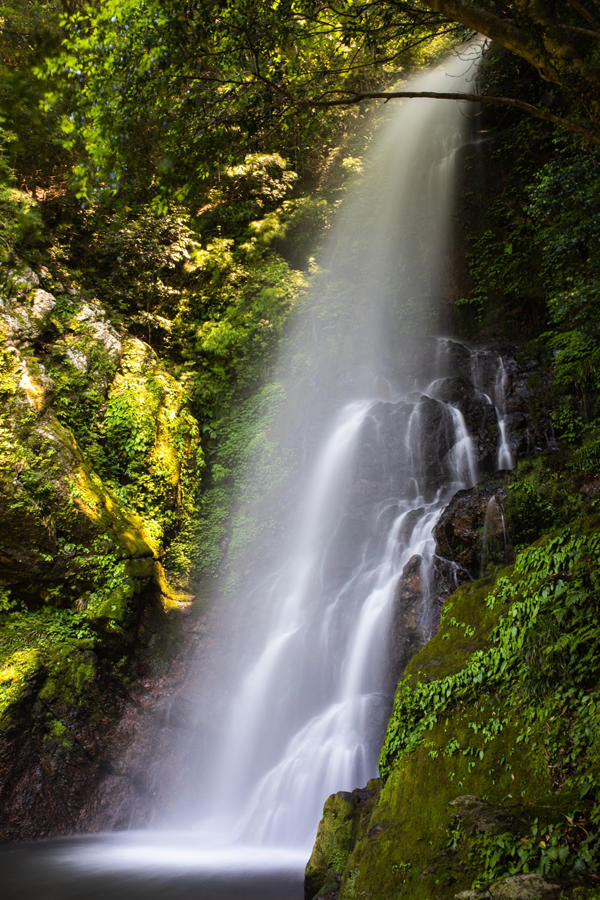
top-left (418, 395), bottom-right (459, 488)
top-left (434, 483), bottom-right (513, 579)
top-left (455, 390), bottom-right (499, 476)
top-left (440, 338), bottom-right (474, 383)
top-left (455, 873), bottom-right (562, 899)
top-left (432, 553), bottom-right (471, 604)
top-left (391, 554), bottom-right (428, 679)
top-left (305, 781), bottom-right (380, 900)
top-left (353, 399), bottom-right (413, 499)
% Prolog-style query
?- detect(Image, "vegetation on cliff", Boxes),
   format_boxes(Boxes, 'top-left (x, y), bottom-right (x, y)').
top-left (0, 0), bottom-right (378, 833)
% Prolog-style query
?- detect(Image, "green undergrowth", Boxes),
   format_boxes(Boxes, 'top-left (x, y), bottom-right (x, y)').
top-left (0, 605), bottom-right (98, 726)
top-left (499, 425), bottom-right (600, 555)
top-left (336, 517), bottom-right (600, 897)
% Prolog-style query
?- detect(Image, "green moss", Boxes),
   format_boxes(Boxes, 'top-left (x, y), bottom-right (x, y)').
top-left (306, 783), bottom-right (380, 899)
top-left (0, 648), bottom-right (42, 726)
top-left (45, 716), bottom-right (74, 751)
top-left (314, 516), bottom-right (600, 899)
top-left (93, 338), bottom-right (203, 575)
top-left (39, 641), bottom-right (96, 707)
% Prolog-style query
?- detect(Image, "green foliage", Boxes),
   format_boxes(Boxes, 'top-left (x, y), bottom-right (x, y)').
top-left (504, 475), bottom-right (558, 549)
top-left (205, 153), bottom-right (297, 229)
top-left (0, 647), bottom-right (41, 725)
top-left (44, 0), bottom-right (455, 206)
top-left (0, 0), bottom-right (71, 192)
top-left (470, 819), bottom-right (576, 885)
top-left (188, 256), bottom-right (305, 414)
top-left (379, 520), bottom-right (600, 882)
top-left (503, 451), bottom-right (595, 551)
top-left (64, 206), bottom-right (202, 332)
top-left (0, 128), bottom-right (43, 258)
top-left (528, 139), bottom-right (600, 427)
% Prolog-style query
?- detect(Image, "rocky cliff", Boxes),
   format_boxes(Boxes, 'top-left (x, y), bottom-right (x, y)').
top-left (0, 260), bottom-right (200, 838)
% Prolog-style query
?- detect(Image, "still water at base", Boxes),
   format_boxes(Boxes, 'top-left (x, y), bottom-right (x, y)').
top-left (1, 833), bottom-right (305, 899)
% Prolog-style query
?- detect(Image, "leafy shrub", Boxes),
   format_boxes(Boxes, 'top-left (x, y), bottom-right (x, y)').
top-left (0, 128), bottom-right (43, 259)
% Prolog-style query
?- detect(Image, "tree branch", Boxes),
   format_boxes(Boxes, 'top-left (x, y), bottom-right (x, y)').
top-left (306, 89), bottom-right (600, 146)
top-left (423, 0), bottom-right (600, 90)
top-left (565, 0), bottom-right (600, 30)
top-left (557, 23), bottom-right (600, 40)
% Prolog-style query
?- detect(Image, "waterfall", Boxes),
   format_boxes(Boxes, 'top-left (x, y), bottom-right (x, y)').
top-left (470, 349), bottom-right (515, 471)
top-left (160, 46), bottom-right (487, 852)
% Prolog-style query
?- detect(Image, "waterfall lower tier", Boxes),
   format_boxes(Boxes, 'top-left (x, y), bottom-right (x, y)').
top-left (165, 333), bottom-right (517, 853)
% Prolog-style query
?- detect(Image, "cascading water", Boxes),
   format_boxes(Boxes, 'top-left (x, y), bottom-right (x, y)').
top-left (471, 349), bottom-right (515, 470)
top-left (160, 45), bottom-right (491, 853)
top-left (2, 43), bottom-right (520, 900)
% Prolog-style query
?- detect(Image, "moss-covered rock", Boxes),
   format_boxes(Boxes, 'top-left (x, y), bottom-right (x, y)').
top-left (99, 336), bottom-right (203, 568)
top-left (0, 258), bottom-right (200, 610)
top-left (305, 783), bottom-right (381, 899)
top-left (307, 516), bottom-right (600, 899)
top-left (0, 262), bottom-right (198, 837)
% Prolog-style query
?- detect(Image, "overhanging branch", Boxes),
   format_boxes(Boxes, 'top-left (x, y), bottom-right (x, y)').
top-left (306, 90), bottom-right (600, 146)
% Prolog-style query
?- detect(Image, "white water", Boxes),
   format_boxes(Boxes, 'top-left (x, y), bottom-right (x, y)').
top-left (164, 46), bottom-right (492, 854)
top-left (471, 349), bottom-right (515, 470)
top-left (42, 45), bottom-right (521, 889)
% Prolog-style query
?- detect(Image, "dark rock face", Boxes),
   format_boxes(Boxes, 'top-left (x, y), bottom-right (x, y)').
top-left (440, 341), bottom-right (554, 469)
top-left (502, 355), bottom-right (555, 459)
top-left (433, 484), bottom-right (514, 580)
top-left (383, 341), bottom-right (542, 693)
top-left (391, 555), bottom-right (427, 682)
top-left (0, 614), bottom-right (202, 840)
top-left (0, 659), bottom-right (123, 841)
top-left (431, 553), bottom-right (470, 606)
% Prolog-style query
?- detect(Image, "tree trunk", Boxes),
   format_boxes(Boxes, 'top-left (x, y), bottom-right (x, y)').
top-left (424, 0), bottom-right (600, 113)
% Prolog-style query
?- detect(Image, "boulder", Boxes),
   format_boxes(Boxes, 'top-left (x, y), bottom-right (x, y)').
top-left (455, 873), bottom-right (562, 899)
top-left (305, 781), bottom-right (380, 900)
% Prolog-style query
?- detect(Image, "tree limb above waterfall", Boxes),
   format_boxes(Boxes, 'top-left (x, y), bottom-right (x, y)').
top-left (303, 89), bottom-right (600, 146)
